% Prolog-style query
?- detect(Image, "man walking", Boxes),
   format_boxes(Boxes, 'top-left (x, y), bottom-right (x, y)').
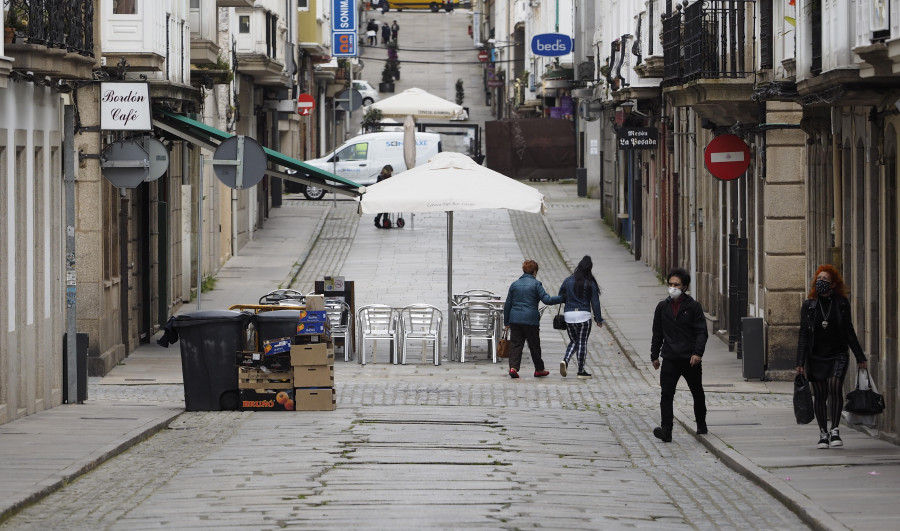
top-left (650, 268), bottom-right (709, 442)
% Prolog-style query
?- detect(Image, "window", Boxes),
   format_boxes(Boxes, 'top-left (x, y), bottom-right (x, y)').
top-left (298, 0), bottom-right (309, 11)
top-left (190, 0), bottom-right (200, 7)
top-left (239, 16), bottom-right (250, 34)
top-left (113, 0), bottom-right (138, 15)
top-left (336, 143), bottom-right (368, 162)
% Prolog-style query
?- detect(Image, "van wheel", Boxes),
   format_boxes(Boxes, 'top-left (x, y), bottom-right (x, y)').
top-left (303, 185), bottom-right (326, 200)
top-left (363, 97), bottom-right (374, 106)
top-left (430, 2), bottom-right (439, 11)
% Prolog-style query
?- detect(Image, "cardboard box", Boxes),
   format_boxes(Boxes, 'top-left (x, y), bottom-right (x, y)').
top-left (262, 354), bottom-right (291, 371)
top-left (293, 365), bottom-right (334, 388)
top-left (293, 333), bottom-right (331, 345)
top-left (294, 388), bottom-right (336, 411)
top-left (297, 310), bottom-right (327, 323)
top-left (236, 350), bottom-right (263, 368)
top-left (262, 337), bottom-right (292, 356)
top-left (296, 321), bottom-right (327, 335)
top-left (290, 344), bottom-right (335, 366)
top-left (238, 368), bottom-right (293, 390)
top-left (305, 294), bottom-right (325, 311)
top-left (240, 389), bottom-right (296, 411)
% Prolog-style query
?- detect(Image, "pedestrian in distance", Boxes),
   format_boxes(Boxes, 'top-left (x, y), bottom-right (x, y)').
top-left (366, 19), bottom-right (379, 46)
top-left (391, 20), bottom-right (399, 42)
top-left (373, 165), bottom-right (393, 228)
top-left (503, 260), bottom-right (565, 379)
top-left (381, 22), bottom-right (391, 45)
top-left (796, 264), bottom-right (867, 449)
top-left (379, 0), bottom-right (389, 15)
top-left (557, 255), bottom-right (603, 379)
top-left (650, 267), bottom-right (709, 442)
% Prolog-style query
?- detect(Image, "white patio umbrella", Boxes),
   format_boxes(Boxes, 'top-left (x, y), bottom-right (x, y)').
top-left (358, 151), bottom-right (545, 351)
top-left (369, 87), bottom-right (468, 120)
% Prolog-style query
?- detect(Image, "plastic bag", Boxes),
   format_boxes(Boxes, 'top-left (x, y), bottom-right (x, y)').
top-left (793, 374), bottom-right (815, 425)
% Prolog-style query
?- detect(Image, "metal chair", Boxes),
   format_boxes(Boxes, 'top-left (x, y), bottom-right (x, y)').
top-left (398, 304), bottom-right (443, 365)
top-left (458, 301), bottom-right (500, 363)
top-left (325, 299), bottom-right (353, 362)
top-left (356, 304), bottom-right (399, 365)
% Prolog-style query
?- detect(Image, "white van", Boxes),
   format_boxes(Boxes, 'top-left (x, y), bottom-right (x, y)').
top-left (298, 131), bottom-right (442, 200)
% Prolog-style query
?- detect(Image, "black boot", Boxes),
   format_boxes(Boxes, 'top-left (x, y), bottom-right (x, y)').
top-left (653, 426), bottom-right (672, 443)
top-left (696, 420), bottom-right (708, 435)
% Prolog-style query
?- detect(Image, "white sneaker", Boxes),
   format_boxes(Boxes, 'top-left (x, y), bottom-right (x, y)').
top-left (560, 360), bottom-right (567, 377)
top-left (829, 428), bottom-right (843, 448)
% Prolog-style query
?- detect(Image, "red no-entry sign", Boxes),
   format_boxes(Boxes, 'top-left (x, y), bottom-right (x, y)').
top-left (704, 134), bottom-right (750, 181)
top-left (297, 93), bottom-right (315, 116)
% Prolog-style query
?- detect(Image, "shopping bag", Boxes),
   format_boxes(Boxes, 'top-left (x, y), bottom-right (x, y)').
top-left (793, 374), bottom-right (815, 425)
top-left (497, 328), bottom-right (510, 359)
top-left (552, 307), bottom-right (567, 330)
top-left (845, 368), bottom-right (885, 415)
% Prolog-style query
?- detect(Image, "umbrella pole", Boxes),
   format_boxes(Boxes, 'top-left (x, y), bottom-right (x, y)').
top-left (447, 211), bottom-right (453, 364)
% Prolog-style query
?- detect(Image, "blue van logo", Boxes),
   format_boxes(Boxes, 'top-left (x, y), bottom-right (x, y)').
top-left (531, 33), bottom-right (573, 56)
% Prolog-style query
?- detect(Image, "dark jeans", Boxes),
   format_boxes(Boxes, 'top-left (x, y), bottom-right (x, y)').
top-left (659, 357), bottom-right (706, 429)
top-left (508, 324), bottom-right (544, 372)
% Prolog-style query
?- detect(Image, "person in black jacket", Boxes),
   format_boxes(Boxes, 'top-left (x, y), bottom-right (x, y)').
top-left (796, 264), bottom-right (867, 449)
top-left (650, 268), bottom-right (709, 442)
top-left (557, 256), bottom-right (603, 379)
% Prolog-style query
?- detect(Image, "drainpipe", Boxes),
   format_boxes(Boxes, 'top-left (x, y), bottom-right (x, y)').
top-left (832, 133), bottom-right (842, 268)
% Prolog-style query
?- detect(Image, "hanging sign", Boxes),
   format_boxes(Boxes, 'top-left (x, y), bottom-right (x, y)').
top-left (531, 33), bottom-right (573, 57)
top-left (616, 127), bottom-right (658, 150)
top-left (704, 134), bottom-right (751, 180)
top-left (100, 83), bottom-right (151, 131)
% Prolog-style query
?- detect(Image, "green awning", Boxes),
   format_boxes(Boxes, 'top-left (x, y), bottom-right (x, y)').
top-left (152, 109), bottom-right (361, 197)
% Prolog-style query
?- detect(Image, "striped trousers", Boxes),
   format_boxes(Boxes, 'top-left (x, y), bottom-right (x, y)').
top-left (563, 320), bottom-right (592, 371)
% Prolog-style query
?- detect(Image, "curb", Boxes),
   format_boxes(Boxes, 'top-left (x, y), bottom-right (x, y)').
top-left (0, 408), bottom-right (182, 523)
top-left (283, 204), bottom-right (332, 289)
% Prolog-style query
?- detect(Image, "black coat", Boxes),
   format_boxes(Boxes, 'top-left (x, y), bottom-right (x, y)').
top-left (650, 295), bottom-right (708, 361)
top-left (796, 295), bottom-right (866, 367)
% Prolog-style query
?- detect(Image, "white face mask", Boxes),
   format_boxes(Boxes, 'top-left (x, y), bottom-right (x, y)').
top-left (668, 287), bottom-right (683, 299)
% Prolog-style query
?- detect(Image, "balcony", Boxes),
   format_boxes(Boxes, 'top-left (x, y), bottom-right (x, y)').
top-left (3, 0), bottom-right (96, 79)
top-left (190, 0), bottom-right (221, 65)
top-left (660, 0), bottom-right (757, 123)
top-left (234, 6), bottom-right (287, 86)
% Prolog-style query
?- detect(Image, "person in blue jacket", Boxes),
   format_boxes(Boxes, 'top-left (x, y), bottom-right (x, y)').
top-left (503, 260), bottom-right (565, 379)
top-left (557, 256), bottom-right (604, 379)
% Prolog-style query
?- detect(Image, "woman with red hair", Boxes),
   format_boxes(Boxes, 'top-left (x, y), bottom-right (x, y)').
top-left (796, 265), bottom-right (867, 449)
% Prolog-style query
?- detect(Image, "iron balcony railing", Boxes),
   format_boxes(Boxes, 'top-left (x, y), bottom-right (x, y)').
top-left (661, 0), bottom-right (753, 87)
top-left (5, 0), bottom-right (95, 57)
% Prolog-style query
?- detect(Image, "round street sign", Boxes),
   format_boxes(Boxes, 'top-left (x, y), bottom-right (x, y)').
top-left (477, 50), bottom-right (489, 62)
top-left (704, 134), bottom-right (751, 181)
top-left (213, 135), bottom-right (267, 190)
top-left (297, 93), bottom-right (315, 116)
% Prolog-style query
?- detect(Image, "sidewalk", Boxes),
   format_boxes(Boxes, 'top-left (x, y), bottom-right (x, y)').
top-left (1, 189), bottom-right (898, 529)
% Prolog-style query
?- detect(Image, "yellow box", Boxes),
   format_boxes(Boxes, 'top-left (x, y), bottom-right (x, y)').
top-left (293, 365), bottom-right (334, 388)
top-left (291, 343), bottom-right (335, 366)
top-left (294, 388), bottom-right (336, 411)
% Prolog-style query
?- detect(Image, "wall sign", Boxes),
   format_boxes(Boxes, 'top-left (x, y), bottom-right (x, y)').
top-left (100, 83), bottom-right (151, 131)
top-left (616, 127), bottom-right (658, 150)
top-left (531, 33), bottom-right (573, 56)
top-left (332, 0), bottom-right (357, 33)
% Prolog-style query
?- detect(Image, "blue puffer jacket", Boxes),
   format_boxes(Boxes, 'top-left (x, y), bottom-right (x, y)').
top-left (558, 275), bottom-right (603, 324)
top-left (504, 274), bottom-right (564, 326)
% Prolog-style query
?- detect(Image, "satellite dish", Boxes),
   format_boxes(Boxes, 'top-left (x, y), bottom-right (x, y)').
top-left (213, 135), bottom-right (267, 189)
top-left (142, 137), bottom-right (169, 182)
top-left (579, 99), bottom-right (603, 122)
top-left (101, 140), bottom-right (150, 189)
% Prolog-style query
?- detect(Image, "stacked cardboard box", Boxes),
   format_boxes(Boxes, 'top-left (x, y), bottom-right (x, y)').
top-left (292, 295), bottom-right (336, 410)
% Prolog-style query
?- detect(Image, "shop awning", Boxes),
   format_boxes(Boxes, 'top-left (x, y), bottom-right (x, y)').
top-left (152, 109), bottom-right (361, 197)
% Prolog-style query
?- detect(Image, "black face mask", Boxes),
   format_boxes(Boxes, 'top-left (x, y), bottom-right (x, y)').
top-left (815, 279), bottom-right (831, 297)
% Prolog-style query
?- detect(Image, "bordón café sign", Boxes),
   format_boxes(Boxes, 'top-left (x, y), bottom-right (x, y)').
top-left (100, 83), bottom-right (151, 131)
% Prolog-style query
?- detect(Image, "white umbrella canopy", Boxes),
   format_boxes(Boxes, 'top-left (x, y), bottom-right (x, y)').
top-left (369, 87), bottom-right (468, 120)
top-left (358, 152), bottom-right (545, 355)
top-left (359, 151), bottom-right (545, 214)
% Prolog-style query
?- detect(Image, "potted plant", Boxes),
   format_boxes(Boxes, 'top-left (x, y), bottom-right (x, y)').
top-left (379, 63), bottom-right (395, 93)
top-left (387, 41), bottom-right (400, 80)
top-left (361, 107), bottom-right (384, 133)
top-left (5, 5), bottom-right (27, 43)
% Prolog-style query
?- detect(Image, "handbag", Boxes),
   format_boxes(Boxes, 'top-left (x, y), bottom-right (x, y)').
top-left (497, 328), bottom-right (510, 359)
top-left (552, 306), bottom-right (567, 330)
top-left (845, 368), bottom-right (885, 415)
top-left (793, 374), bottom-right (815, 425)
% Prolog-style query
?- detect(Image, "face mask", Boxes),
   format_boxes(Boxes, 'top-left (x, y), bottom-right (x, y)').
top-left (815, 279), bottom-right (831, 297)
top-left (668, 287), bottom-right (683, 299)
